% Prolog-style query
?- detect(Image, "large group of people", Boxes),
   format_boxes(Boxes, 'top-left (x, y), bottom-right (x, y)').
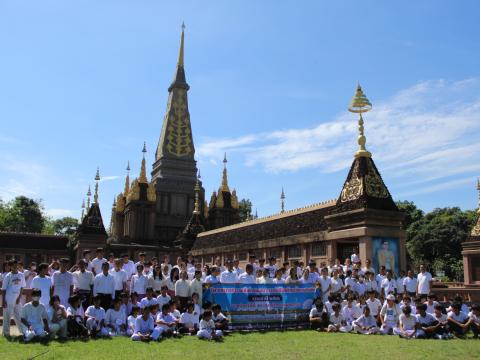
top-left (1, 248), bottom-right (479, 343)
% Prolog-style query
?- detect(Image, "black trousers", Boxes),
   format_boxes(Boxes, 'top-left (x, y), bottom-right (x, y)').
top-left (98, 293), bottom-right (112, 310)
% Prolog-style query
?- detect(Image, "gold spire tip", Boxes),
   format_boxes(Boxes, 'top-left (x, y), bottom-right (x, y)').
top-left (126, 161), bottom-right (130, 172)
top-left (95, 167), bottom-right (100, 181)
top-left (142, 142), bottom-right (147, 154)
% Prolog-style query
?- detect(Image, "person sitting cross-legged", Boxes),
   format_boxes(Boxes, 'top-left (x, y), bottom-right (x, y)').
top-left (447, 302), bottom-right (472, 338)
top-left (197, 310), bottom-right (223, 341)
top-left (310, 298), bottom-right (329, 331)
top-left (85, 294), bottom-right (110, 338)
top-left (47, 295), bottom-right (68, 340)
top-left (131, 306), bottom-right (162, 341)
top-left (352, 306), bottom-right (379, 335)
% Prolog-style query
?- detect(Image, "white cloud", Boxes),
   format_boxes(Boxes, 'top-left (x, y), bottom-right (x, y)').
top-left (100, 175), bottom-right (120, 182)
top-left (197, 78), bottom-right (480, 196)
top-left (45, 208), bottom-right (74, 218)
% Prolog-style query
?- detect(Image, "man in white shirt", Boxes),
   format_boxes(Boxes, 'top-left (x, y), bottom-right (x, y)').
top-left (417, 264), bottom-right (433, 296)
top-left (161, 255), bottom-right (172, 277)
top-left (381, 271), bottom-right (396, 297)
top-left (109, 259), bottom-right (127, 299)
top-left (91, 248), bottom-right (107, 276)
top-left (121, 254), bottom-right (136, 280)
top-left (82, 249), bottom-right (93, 272)
top-left (233, 259), bottom-right (243, 277)
top-left (318, 267), bottom-right (332, 302)
top-left (20, 288), bottom-right (50, 342)
top-left (204, 267), bottom-right (221, 284)
top-left (265, 257), bottom-right (277, 278)
top-left (220, 260), bottom-right (238, 284)
top-left (93, 262), bottom-right (115, 310)
top-left (135, 252), bottom-right (147, 267)
top-left (361, 259), bottom-right (375, 276)
top-left (52, 258), bottom-right (73, 308)
top-left (1, 260), bottom-right (26, 337)
top-left (307, 261), bottom-right (320, 284)
top-left (72, 260), bottom-right (94, 310)
top-left (375, 266), bottom-right (386, 290)
top-left (403, 270), bottom-right (417, 297)
top-left (31, 263), bottom-right (52, 307)
top-left (238, 264), bottom-right (256, 284)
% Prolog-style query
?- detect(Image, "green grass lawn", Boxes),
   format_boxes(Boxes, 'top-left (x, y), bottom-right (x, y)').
top-left (1, 331), bottom-right (480, 360)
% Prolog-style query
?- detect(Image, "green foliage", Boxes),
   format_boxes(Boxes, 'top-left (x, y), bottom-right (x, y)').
top-left (397, 201), bottom-right (476, 281)
top-left (239, 198), bottom-right (253, 222)
top-left (0, 196), bottom-right (45, 233)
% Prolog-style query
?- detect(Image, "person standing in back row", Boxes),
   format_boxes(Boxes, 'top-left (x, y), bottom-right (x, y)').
top-left (416, 264), bottom-right (433, 297)
top-left (52, 259), bottom-right (73, 308)
top-left (1, 260), bottom-right (26, 337)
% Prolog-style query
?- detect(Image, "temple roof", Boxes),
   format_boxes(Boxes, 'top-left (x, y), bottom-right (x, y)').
top-left (0, 232), bottom-right (68, 250)
top-left (76, 203), bottom-right (107, 236)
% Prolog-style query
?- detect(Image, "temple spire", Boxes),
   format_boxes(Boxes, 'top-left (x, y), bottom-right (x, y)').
top-left (348, 84), bottom-right (372, 158)
top-left (280, 188), bottom-right (285, 213)
top-left (178, 22), bottom-right (185, 67)
top-left (193, 178), bottom-right (200, 215)
top-left (168, 23), bottom-right (190, 92)
top-left (93, 167), bottom-right (100, 204)
top-left (477, 178), bottom-right (480, 214)
top-left (221, 152), bottom-right (230, 192)
top-left (81, 199), bottom-right (85, 221)
top-left (86, 185), bottom-right (92, 210)
top-left (124, 161), bottom-right (131, 196)
top-left (139, 142), bottom-right (148, 183)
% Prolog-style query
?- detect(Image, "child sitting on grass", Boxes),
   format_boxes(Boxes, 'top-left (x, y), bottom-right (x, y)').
top-left (197, 310), bottom-right (223, 341)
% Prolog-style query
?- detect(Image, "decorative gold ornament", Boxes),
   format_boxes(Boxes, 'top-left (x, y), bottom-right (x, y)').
top-left (216, 191), bottom-right (224, 208)
top-left (124, 161), bottom-right (130, 196)
top-left (139, 142), bottom-right (148, 183)
top-left (340, 161), bottom-right (363, 202)
top-left (231, 189), bottom-right (239, 209)
top-left (348, 84), bottom-right (372, 158)
top-left (221, 153), bottom-right (230, 192)
top-left (147, 182), bottom-right (156, 202)
top-left (127, 179), bottom-right (140, 202)
top-left (93, 167), bottom-right (100, 204)
top-left (209, 191), bottom-right (217, 209)
top-left (165, 92), bottom-right (194, 157)
top-left (116, 194), bottom-right (125, 212)
top-left (364, 160), bottom-right (389, 198)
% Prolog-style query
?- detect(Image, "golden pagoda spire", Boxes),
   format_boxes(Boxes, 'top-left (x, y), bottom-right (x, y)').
top-left (193, 179), bottom-right (200, 215)
top-left (178, 22), bottom-right (185, 67)
top-left (112, 196), bottom-right (116, 207)
top-left (86, 185), bottom-right (92, 210)
top-left (123, 161), bottom-right (131, 196)
top-left (280, 187), bottom-right (285, 213)
top-left (221, 152), bottom-right (230, 192)
top-left (139, 142), bottom-right (148, 183)
top-left (348, 84), bottom-right (372, 158)
top-left (93, 167), bottom-right (100, 204)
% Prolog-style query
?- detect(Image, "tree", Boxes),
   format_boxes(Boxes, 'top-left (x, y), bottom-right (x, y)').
top-left (0, 196), bottom-right (45, 233)
top-left (396, 200), bottom-right (424, 229)
top-left (239, 199), bottom-right (253, 222)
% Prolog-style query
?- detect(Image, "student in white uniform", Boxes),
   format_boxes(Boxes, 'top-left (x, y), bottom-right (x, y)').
top-left (85, 295), bottom-right (109, 337)
top-left (20, 288), bottom-right (50, 342)
top-left (52, 258), bottom-right (73, 308)
top-left (447, 302), bottom-right (471, 337)
top-left (189, 271), bottom-right (203, 303)
top-left (352, 306), bottom-right (379, 334)
top-left (318, 268), bottom-right (332, 302)
top-left (416, 264), bottom-right (433, 297)
top-left (1, 260), bottom-right (26, 337)
top-left (109, 259), bottom-right (127, 299)
top-left (93, 262), bottom-right (115, 310)
top-left (91, 248), bottom-right (107, 276)
top-left (130, 264), bottom-right (149, 299)
top-left (265, 257), bottom-right (278, 278)
top-left (131, 306), bottom-right (162, 341)
top-left (365, 290), bottom-right (382, 320)
top-left (380, 294), bottom-right (401, 335)
top-left (197, 310), bottom-right (223, 340)
top-left (121, 254), bottom-right (136, 280)
top-left (327, 303), bottom-right (352, 333)
top-left (238, 264), bottom-right (256, 284)
top-left (403, 270), bottom-right (418, 297)
top-left (46, 295), bottom-right (68, 339)
top-left (179, 301), bottom-right (199, 334)
top-left (72, 260), bottom-right (94, 310)
top-left (394, 305), bottom-right (417, 338)
top-left (220, 260), bottom-right (239, 284)
top-left (31, 263), bottom-right (52, 307)
top-left (204, 267), bottom-right (220, 284)
top-left (126, 306), bottom-right (140, 336)
top-left (66, 295), bottom-right (88, 338)
top-left (105, 298), bottom-right (127, 336)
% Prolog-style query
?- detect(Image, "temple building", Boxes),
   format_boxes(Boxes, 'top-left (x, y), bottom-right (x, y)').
top-left (462, 179), bottom-right (480, 285)
top-left (191, 85), bottom-right (407, 272)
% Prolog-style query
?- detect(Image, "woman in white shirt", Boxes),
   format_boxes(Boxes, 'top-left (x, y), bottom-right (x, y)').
top-left (272, 269), bottom-right (285, 284)
top-left (148, 265), bottom-right (164, 294)
top-left (285, 268), bottom-right (301, 285)
top-left (175, 271), bottom-right (190, 311)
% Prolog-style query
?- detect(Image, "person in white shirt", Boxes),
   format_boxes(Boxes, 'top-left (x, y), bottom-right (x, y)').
top-left (273, 269), bottom-right (285, 284)
top-left (82, 249), bottom-right (93, 272)
top-left (256, 269), bottom-right (273, 284)
top-left (91, 248), bottom-right (107, 276)
top-left (415, 303), bottom-right (441, 339)
top-left (328, 303), bottom-right (352, 333)
top-left (180, 301), bottom-right (199, 334)
top-left (380, 271), bottom-right (396, 297)
top-left (126, 306), bottom-right (140, 336)
top-left (197, 310), bottom-right (222, 340)
top-left (149, 265), bottom-right (164, 293)
top-left (220, 260), bottom-right (238, 284)
top-left (204, 267), bottom-right (221, 284)
top-left (66, 295), bottom-right (88, 337)
top-left (93, 262), bottom-right (115, 310)
top-left (403, 270), bottom-right (418, 297)
top-left (307, 261), bottom-right (320, 284)
top-left (31, 263), bottom-right (52, 307)
top-left (107, 253), bottom-right (115, 270)
top-left (20, 288), bottom-right (50, 342)
top-left (157, 286), bottom-right (172, 309)
top-left (468, 304), bottom-right (480, 338)
top-left (160, 255), bottom-right (172, 277)
top-left (132, 306), bottom-right (161, 341)
top-left (175, 271), bottom-right (191, 310)
top-left (365, 290), bottom-right (382, 319)
top-left (375, 266), bottom-right (386, 291)
top-left (24, 263), bottom-right (37, 289)
top-left (330, 270), bottom-right (344, 299)
top-left (121, 254), bottom-right (136, 280)
top-left (447, 302), bottom-right (472, 337)
top-left (85, 295), bottom-right (109, 337)
top-left (425, 294), bottom-right (440, 314)
top-left (342, 296), bottom-right (360, 326)
top-left (238, 264), bottom-right (256, 284)
top-left (265, 257), bottom-right (277, 278)
top-left (130, 264), bottom-right (149, 299)
top-left (416, 264), bottom-right (433, 296)
top-left (318, 268), bottom-right (332, 301)
top-left (109, 259), bottom-right (127, 299)
top-left (393, 305), bottom-right (417, 338)
top-left (140, 288), bottom-right (158, 309)
top-left (361, 259), bottom-right (375, 276)
top-left (396, 271), bottom-right (406, 297)
top-left (52, 258), bottom-right (73, 308)
top-left (189, 271), bottom-right (203, 303)
top-left (233, 259), bottom-right (243, 277)
top-left (364, 271), bottom-right (378, 294)
top-left (352, 306), bottom-right (379, 334)
top-left (380, 294), bottom-right (401, 334)
top-left (309, 299), bottom-right (329, 330)
top-left (2, 260), bottom-right (26, 337)
top-left (46, 295), bottom-right (68, 339)
top-left (72, 260), bottom-right (94, 310)
top-left (105, 298), bottom-right (127, 336)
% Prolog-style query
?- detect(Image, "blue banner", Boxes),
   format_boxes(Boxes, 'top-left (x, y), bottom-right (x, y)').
top-left (203, 284), bottom-right (316, 330)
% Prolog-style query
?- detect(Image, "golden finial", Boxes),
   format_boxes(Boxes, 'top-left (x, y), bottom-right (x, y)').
top-left (86, 185), bottom-right (91, 210)
top-left (124, 161), bottom-right (130, 196)
top-left (93, 167), bottom-right (100, 204)
top-left (221, 152), bottom-right (230, 192)
top-left (112, 196), bottom-right (116, 207)
top-left (193, 179), bottom-right (200, 215)
top-left (139, 142), bottom-right (148, 183)
top-left (177, 22), bottom-right (185, 67)
top-left (280, 187), bottom-right (285, 213)
top-left (348, 84), bottom-right (372, 158)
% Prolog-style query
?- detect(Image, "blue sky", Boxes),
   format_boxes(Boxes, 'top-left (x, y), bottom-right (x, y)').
top-left (1, 1), bottom-right (480, 225)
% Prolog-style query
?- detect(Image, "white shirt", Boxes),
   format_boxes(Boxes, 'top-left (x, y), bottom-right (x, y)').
top-left (31, 276), bottom-right (52, 306)
top-left (2, 272), bottom-right (26, 303)
top-left (122, 260), bottom-right (136, 279)
top-left (199, 319), bottom-right (215, 332)
top-left (189, 279), bottom-right (203, 302)
top-left (238, 273), bottom-right (256, 284)
top-left (21, 302), bottom-right (48, 325)
top-left (93, 273), bottom-right (115, 298)
top-left (331, 278), bottom-right (344, 293)
top-left (448, 310), bottom-right (468, 323)
top-left (91, 257), bottom-right (107, 275)
top-left (180, 311), bottom-right (199, 328)
top-left (204, 275), bottom-right (219, 284)
top-left (318, 276), bottom-right (332, 295)
top-left (416, 312), bottom-right (437, 326)
top-left (417, 272), bottom-right (432, 294)
top-left (109, 269), bottom-right (127, 291)
top-left (403, 276), bottom-right (417, 293)
top-left (220, 270), bottom-right (238, 284)
top-left (396, 277), bottom-right (405, 293)
top-left (175, 279), bottom-right (190, 297)
top-left (67, 305), bottom-right (85, 324)
top-left (366, 298), bottom-right (382, 316)
top-left (85, 305), bottom-right (106, 321)
top-left (72, 270), bottom-right (94, 291)
top-left (130, 274), bottom-right (148, 294)
top-left (381, 278), bottom-right (396, 295)
top-left (156, 294), bottom-right (171, 308)
top-left (139, 296), bottom-right (158, 309)
top-left (134, 315), bottom-right (154, 334)
top-left (399, 314), bottom-right (417, 330)
top-left (52, 271), bottom-right (73, 300)
top-left (105, 308), bottom-right (126, 327)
